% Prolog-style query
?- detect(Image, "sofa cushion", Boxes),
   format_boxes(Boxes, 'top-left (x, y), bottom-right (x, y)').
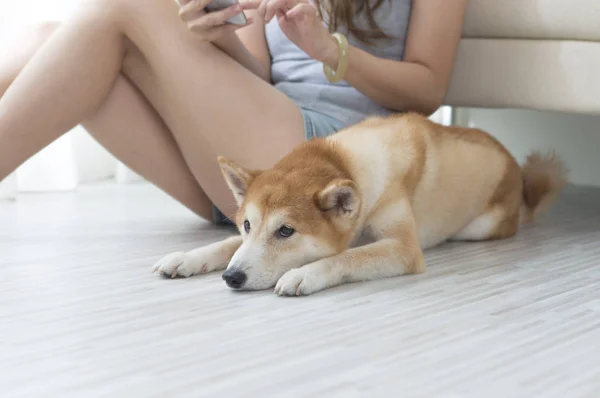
top-left (445, 39), bottom-right (600, 114)
top-left (463, 0), bottom-right (600, 41)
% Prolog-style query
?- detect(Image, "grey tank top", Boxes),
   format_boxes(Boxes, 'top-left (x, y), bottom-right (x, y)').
top-left (266, 0), bottom-right (412, 127)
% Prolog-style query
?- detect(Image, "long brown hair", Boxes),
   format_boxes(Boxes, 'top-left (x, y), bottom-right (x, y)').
top-left (314, 0), bottom-right (389, 43)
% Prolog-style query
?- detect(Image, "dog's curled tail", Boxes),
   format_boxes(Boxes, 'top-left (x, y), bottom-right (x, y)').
top-left (520, 151), bottom-right (568, 224)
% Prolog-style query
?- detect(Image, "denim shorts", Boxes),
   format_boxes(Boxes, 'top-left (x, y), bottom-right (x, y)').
top-left (300, 108), bottom-right (346, 140)
top-left (213, 108), bottom-right (346, 225)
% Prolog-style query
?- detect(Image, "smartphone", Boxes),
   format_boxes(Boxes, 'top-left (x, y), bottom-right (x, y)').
top-left (205, 0), bottom-right (248, 25)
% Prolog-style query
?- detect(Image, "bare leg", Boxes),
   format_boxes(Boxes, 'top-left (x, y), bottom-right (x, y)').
top-left (0, 23), bottom-right (211, 218)
top-left (116, 1), bottom-right (305, 217)
top-left (0, 0), bottom-right (305, 219)
top-left (0, 5), bottom-right (126, 177)
top-left (0, 23), bottom-right (58, 95)
top-left (83, 76), bottom-right (213, 218)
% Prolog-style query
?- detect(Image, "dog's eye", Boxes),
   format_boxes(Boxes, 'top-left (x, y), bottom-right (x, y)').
top-left (278, 225), bottom-right (295, 238)
top-left (243, 220), bottom-right (251, 233)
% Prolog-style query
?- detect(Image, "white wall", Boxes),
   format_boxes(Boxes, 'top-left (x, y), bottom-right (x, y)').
top-left (454, 108), bottom-right (600, 187)
top-left (71, 127), bottom-right (118, 183)
top-left (0, 0), bottom-right (78, 32)
top-left (0, 173), bottom-right (16, 200)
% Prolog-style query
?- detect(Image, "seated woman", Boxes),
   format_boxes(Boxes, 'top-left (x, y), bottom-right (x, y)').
top-left (0, 0), bottom-right (466, 222)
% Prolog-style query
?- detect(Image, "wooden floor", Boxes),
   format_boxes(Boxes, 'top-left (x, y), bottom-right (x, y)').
top-left (1, 183), bottom-right (599, 398)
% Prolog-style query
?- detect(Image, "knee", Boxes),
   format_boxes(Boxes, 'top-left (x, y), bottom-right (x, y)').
top-left (0, 21), bottom-right (59, 87)
top-left (73, 0), bottom-right (128, 26)
top-left (11, 21), bottom-right (59, 53)
top-left (75, 0), bottom-right (179, 40)
top-left (31, 21), bottom-right (60, 41)
top-left (82, 0), bottom-right (163, 23)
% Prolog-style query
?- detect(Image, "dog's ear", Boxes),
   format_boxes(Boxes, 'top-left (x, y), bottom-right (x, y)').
top-left (218, 156), bottom-right (257, 206)
top-left (317, 179), bottom-right (360, 217)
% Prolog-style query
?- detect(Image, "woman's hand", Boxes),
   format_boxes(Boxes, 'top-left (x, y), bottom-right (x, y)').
top-left (178, 0), bottom-right (260, 41)
top-left (257, 0), bottom-right (338, 65)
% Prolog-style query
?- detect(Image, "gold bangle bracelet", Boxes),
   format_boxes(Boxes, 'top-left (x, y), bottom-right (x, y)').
top-left (323, 33), bottom-right (349, 83)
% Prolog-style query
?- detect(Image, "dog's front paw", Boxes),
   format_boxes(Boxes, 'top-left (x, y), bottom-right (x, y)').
top-left (152, 251), bottom-right (208, 278)
top-left (274, 267), bottom-right (326, 296)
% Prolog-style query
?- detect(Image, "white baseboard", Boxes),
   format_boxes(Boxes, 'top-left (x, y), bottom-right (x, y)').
top-left (115, 162), bottom-right (144, 184)
top-left (71, 127), bottom-right (118, 183)
top-left (17, 134), bottom-right (78, 192)
top-left (0, 173), bottom-right (17, 201)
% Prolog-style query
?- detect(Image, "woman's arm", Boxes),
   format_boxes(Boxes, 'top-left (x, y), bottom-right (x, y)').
top-left (235, 8), bottom-right (272, 79)
top-left (213, 8), bottom-right (272, 82)
top-left (319, 0), bottom-right (467, 115)
top-left (179, 0), bottom-right (271, 81)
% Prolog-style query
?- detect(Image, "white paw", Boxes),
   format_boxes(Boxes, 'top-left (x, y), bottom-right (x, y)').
top-left (274, 267), bottom-right (326, 296)
top-left (152, 251), bottom-right (208, 278)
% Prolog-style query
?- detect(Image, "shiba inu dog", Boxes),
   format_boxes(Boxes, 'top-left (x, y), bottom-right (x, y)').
top-left (153, 113), bottom-right (567, 296)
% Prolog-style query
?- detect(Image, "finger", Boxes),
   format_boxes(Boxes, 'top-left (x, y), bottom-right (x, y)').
top-left (188, 14), bottom-right (254, 35)
top-left (240, 0), bottom-right (262, 10)
top-left (263, 0), bottom-right (280, 22)
top-left (178, 0), bottom-right (205, 5)
top-left (257, 0), bottom-right (270, 21)
top-left (191, 20), bottom-right (245, 39)
top-left (190, 3), bottom-right (244, 27)
top-left (286, 2), bottom-right (315, 20)
top-left (265, 0), bottom-right (296, 22)
top-left (180, 7), bottom-right (205, 23)
top-left (179, 0), bottom-right (211, 21)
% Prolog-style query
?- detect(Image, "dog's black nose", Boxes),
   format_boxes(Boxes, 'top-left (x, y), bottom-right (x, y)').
top-left (222, 270), bottom-right (247, 289)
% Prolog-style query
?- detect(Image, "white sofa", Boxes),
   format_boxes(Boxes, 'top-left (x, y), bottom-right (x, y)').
top-left (445, 0), bottom-right (600, 115)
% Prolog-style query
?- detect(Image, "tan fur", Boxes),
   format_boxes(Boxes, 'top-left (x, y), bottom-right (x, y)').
top-left (520, 151), bottom-right (569, 223)
top-left (240, 139), bottom-right (356, 253)
top-left (155, 112), bottom-right (568, 295)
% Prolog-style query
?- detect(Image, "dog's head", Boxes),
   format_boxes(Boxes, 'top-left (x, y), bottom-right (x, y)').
top-left (218, 145), bottom-right (361, 290)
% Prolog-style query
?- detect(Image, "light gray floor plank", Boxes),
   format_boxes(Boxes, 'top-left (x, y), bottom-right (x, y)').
top-left (1, 183), bottom-right (599, 398)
